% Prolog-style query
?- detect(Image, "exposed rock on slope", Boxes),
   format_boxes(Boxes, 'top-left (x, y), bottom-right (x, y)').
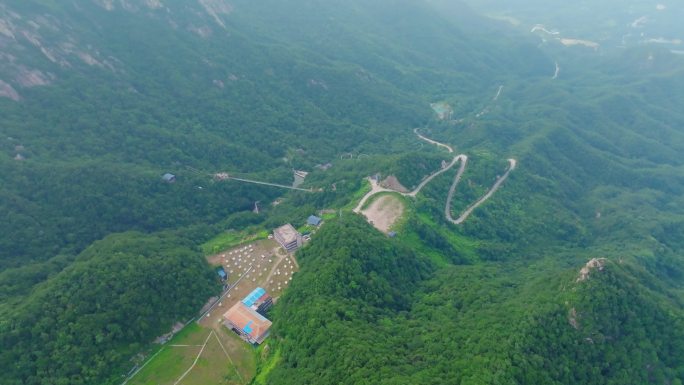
top-left (198, 0), bottom-right (233, 28)
top-left (0, 0), bottom-right (235, 101)
top-left (93, 0), bottom-right (166, 11)
top-left (0, 79), bottom-right (20, 101)
top-left (576, 258), bottom-right (607, 282)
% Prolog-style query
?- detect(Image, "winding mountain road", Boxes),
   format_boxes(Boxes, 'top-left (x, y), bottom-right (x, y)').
top-left (354, 128), bottom-right (517, 225)
top-left (353, 129), bottom-right (466, 213)
top-left (446, 158), bottom-right (517, 225)
top-left (406, 154), bottom-right (467, 198)
top-left (353, 178), bottom-right (394, 213)
top-left (413, 128), bottom-right (454, 153)
top-left (444, 154), bottom-right (469, 222)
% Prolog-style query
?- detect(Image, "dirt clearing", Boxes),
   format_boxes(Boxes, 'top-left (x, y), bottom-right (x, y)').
top-left (380, 175), bottom-right (409, 193)
top-left (361, 194), bottom-right (405, 233)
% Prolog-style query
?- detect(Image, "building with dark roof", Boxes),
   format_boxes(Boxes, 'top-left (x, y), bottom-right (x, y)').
top-left (273, 224), bottom-right (302, 253)
top-left (307, 215), bottom-right (323, 227)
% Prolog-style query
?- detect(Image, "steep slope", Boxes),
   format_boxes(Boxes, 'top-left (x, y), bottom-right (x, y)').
top-left (2, 1), bottom-right (684, 385)
top-left (0, 231), bottom-right (218, 385)
top-left (514, 259), bottom-right (684, 384)
top-left (259, 219), bottom-right (684, 385)
top-left (261, 216), bottom-right (434, 385)
top-left (0, 1), bottom-right (560, 384)
top-left (0, 0), bottom-right (551, 271)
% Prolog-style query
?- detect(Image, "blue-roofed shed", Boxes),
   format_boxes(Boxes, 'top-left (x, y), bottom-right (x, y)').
top-left (388, 231), bottom-right (397, 238)
top-left (162, 173), bottom-right (176, 183)
top-left (307, 215), bottom-right (323, 226)
top-left (243, 287), bottom-right (267, 307)
top-left (216, 266), bottom-right (227, 281)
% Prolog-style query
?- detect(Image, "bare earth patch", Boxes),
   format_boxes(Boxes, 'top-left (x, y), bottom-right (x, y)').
top-left (380, 175), bottom-right (409, 193)
top-left (361, 194), bottom-right (405, 233)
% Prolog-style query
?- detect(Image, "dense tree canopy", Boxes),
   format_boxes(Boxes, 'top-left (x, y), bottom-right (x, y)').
top-left (1, 1), bottom-right (684, 384)
top-left (0, 232), bottom-right (218, 385)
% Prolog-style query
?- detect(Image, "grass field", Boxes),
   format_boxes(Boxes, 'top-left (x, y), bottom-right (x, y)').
top-left (127, 323), bottom-right (255, 385)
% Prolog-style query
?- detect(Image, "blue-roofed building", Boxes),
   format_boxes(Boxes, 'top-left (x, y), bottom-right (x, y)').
top-left (388, 231), bottom-right (397, 238)
top-left (216, 266), bottom-right (227, 281)
top-left (162, 173), bottom-right (176, 183)
top-left (243, 287), bottom-right (267, 307)
top-left (242, 287), bottom-right (273, 316)
top-left (307, 215), bottom-right (323, 227)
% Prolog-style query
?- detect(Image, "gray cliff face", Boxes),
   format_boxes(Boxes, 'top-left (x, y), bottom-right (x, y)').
top-left (0, 0), bottom-right (234, 100)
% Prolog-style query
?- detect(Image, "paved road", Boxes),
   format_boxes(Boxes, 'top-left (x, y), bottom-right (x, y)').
top-left (354, 129), bottom-right (466, 211)
top-left (354, 128), bottom-right (516, 225)
top-left (406, 154), bottom-right (467, 198)
top-left (413, 128), bottom-right (454, 153)
top-left (444, 155), bottom-right (469, 223)
top-left (447, 158), bottom-right (517, 225)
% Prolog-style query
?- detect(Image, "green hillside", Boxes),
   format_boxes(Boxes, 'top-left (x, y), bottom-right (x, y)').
top-left (1, 1), bottom-right (684, 384)
top-left (259, 218), bottom-right (684, 385)
top-left (0, 231), bottom-right (218, 385)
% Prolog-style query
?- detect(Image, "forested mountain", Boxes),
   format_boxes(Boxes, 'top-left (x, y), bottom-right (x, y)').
top-left (0, 231), bottom-right (217, 385)
top-left (0, 0), bottom-right (547, 270)
top-left (1, 0), bottom-right (684, 384)
top-left (263, 218), bottom-right (684, 385)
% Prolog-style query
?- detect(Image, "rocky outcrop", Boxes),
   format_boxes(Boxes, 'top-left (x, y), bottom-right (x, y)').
top-left (576, 258), bottom-right (607, 282)
top-left (93, 0), bottom-right (166, 12)
top-left (15, 67), bottom-right (53, 88)
top-left (0, 79), bottom-right (20, 101)
top-left (0, 0), bottom-right (235, 100)
top-left (568, 307), bottom-right (579, 329)
top-left (0, 18), bottom-right (15, 40)
top-left (198, 0), bottom-right (233, 28)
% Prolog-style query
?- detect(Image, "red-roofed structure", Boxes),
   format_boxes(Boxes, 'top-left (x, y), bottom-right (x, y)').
top-left (223, 302), bottom-right (272, 345)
